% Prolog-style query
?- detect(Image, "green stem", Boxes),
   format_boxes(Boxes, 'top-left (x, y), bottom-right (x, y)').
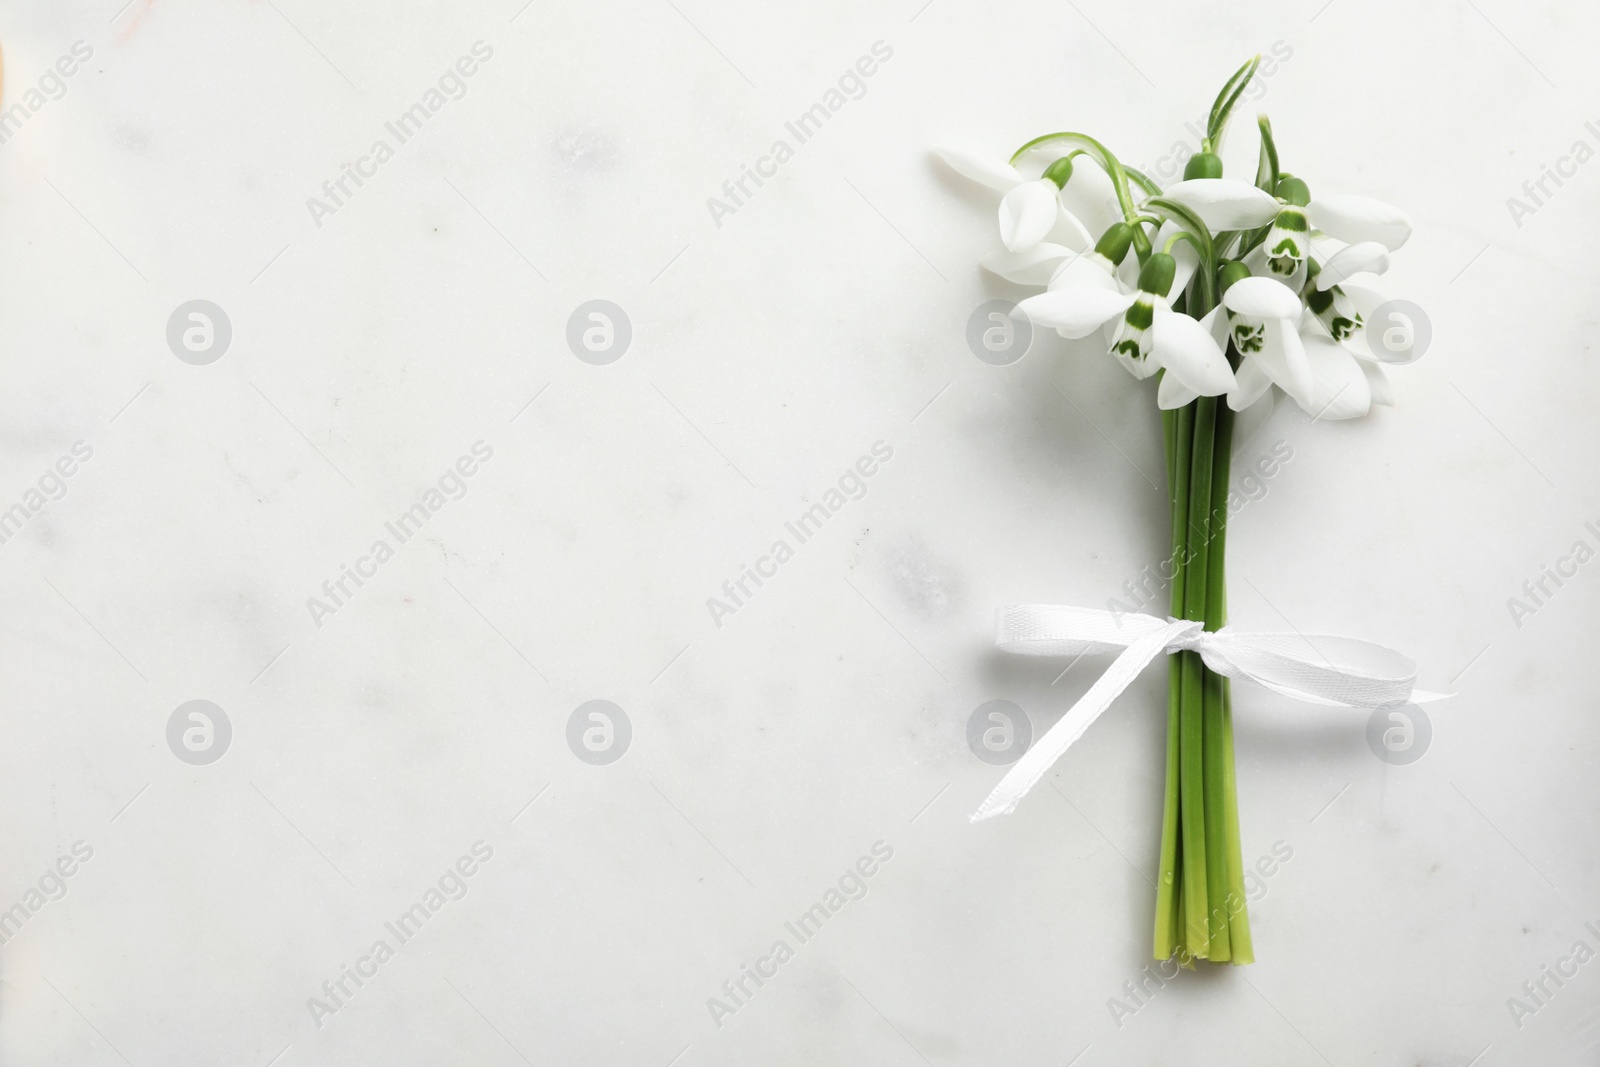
top-left (1202, 661), bottom-right (1232, 959)
top-left (1221, 682), bottom-right (1252, 962)
top-left (1206, 400), bottom-right (1254, 962)
top-left (1195, 396), bottom-right (1229, 959)
top-left (1179, 399), bottom-right (1214, 957)
top-left (1008, 131), bottom-right (1139, 222)
top-left (1141, 198), bottom-right (1218, 308)
top-left (1123, 165), bottom-right (1164, 199)
top-left (1153, 403), bottom-right (1183, 959)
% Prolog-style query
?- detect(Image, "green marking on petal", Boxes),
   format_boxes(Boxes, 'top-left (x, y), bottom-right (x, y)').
top-left (1124, 300), bottom-right (1154, 331)
top-left (1267, 224), bottom-right (1306, 276)
top-left (1272, 207), bottom-right (1309, 232)
top-left (1232, 322), bottom-right (1265, 353)
top-left (1307, 285), bottom-right (1364, 340)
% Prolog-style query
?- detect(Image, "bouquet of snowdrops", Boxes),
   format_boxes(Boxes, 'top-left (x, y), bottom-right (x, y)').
top-left (939, 57), bottom-right (1423, 965)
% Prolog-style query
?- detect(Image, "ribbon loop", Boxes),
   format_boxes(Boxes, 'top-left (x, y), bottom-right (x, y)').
top-left (973, 605), bottom-right (1445, 822)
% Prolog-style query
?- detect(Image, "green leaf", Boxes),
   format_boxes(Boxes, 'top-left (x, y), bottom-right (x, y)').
top-left (1123, 164), bottom-right (1163, 198)
top-left (1254, 114), bottom-right (1279, 193)
top-left (1228, 116), bottom-right (1281, 259)
top-left (1205, 56), bottom-right (1261, 147)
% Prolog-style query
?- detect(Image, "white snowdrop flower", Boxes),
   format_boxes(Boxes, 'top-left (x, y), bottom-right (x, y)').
top-left (934, 147), bottom-right (1095, 253)
top-left (1017, 251), bottom-right (1234, 397)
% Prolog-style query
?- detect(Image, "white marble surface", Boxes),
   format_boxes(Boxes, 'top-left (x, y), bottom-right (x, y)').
top-left (0, 0), bottom-right (1595, 1063)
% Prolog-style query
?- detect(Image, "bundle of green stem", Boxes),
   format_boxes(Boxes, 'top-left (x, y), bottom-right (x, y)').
top-left (1153, 390), bottom-right (1251, 964)
top-left (1144, 58), bottom-right (1274, 967)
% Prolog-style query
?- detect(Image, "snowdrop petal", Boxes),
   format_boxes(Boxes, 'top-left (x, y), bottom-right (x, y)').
top-left (1341, 284), bottom-right (1386, 317)
top-left (1228, 356), bottom-right (1274, 411)
top-left (1119, 354), bottom-right (1161, 380)
top-left (1000, 179), bottom-right (1061, 251)
top-left (1048, 252), bottom-right (1122, 292)
top-left (1307, 195), bottom-right (1412, 251)
top-left (1016, 287), bottom-right (1134, 338)
top-left (1060, 158), bottom-right (1122, 239)
top-left (1048, 204), bottom-right (1094, 252)
top-left (1158, 370), bottom-right (1201, 410)
top-left (933, 147), bottom-right (1022, 191)
top-left (1151, 309), bottom-right (1234, 396)
top-left (1162, 179), bottom-right (1281, 229)
top-left (1316, 241), bottom-right (1390, 290)
top-left (981, 243), bottom-right (1075, 285)
top-left (1340, 284), bottom-right (1423, 364)
top-left (1251, 319), bottom-right (1315, 408)
top-left (1360, 359), bottom-right (1395, 406)
top-left (1115, 252), bottom-right (1142, 292)
top-left (1222, 276), bottom-right (1302, 320)
top-left (1172, 246), bottom-right (1199, 297)
top-left (1302, 331), bottom-right (1372, 419)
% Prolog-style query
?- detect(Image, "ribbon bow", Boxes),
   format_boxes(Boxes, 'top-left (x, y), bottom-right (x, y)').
top-left (972, 605), bottom-right (1447, 822)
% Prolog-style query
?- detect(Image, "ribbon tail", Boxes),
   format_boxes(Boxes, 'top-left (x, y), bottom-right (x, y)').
top-left (971, 621), bottom-right (1189, 822)
top-left (1243, 676), bottom-right (1354, 706)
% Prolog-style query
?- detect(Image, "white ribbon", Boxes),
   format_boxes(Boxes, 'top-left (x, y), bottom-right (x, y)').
top-left (972, 605), bottom-right (1447, 822)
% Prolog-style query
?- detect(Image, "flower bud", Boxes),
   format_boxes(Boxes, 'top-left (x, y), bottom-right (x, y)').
top-left (1138, 252), bottom-right (1177, 298)
top-left (1218, 259), bottom-right (1252, 296)
top-left (1274, 175), bottom-right (1311, 207)
top-left (1183, 152), bottom-right (1223, 180)
top-left (1042, 155), bottom-right (1074, 188)
top-left (1094, 222), bottom-right (1135, 265)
